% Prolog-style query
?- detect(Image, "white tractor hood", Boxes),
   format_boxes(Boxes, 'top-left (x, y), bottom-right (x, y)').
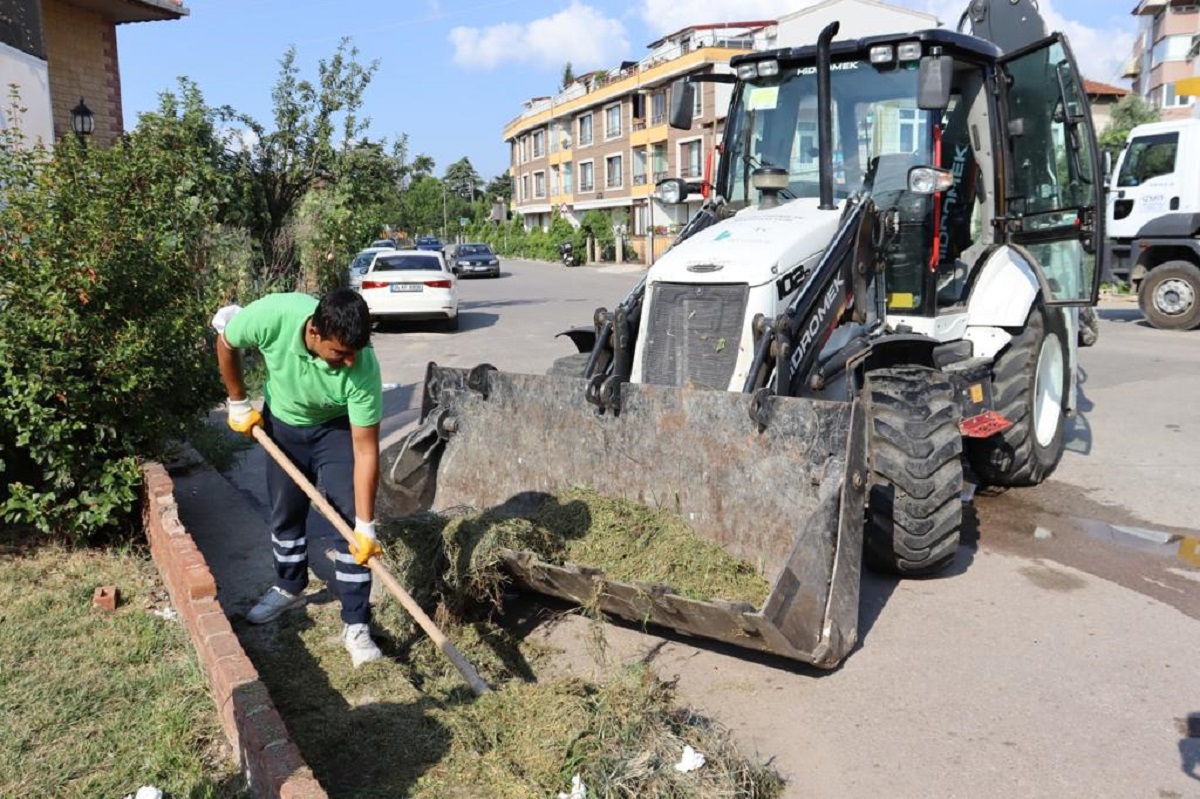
top-left (649, 198), bottom-right (844, 287)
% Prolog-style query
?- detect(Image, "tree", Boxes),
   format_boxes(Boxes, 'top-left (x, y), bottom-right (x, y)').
top-left (485, 173), bottom-right (513, 202)
top-left (561, 62), bottom-right (576, 91)
top-left (219, 38), bottom-right (379, 281)
top-left (444, 157), bottom-right (482, 201)
top-left (1099, 95), bottom-right (1159, 158)
top-left (408, 154), bottom-right (436, 181)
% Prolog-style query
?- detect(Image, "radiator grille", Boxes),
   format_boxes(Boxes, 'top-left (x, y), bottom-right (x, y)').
top-left (642, 282), bottom-right (748, 390)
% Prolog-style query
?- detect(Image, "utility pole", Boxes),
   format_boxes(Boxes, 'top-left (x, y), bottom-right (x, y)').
top-left (441, 182), bottom-right (448, 242)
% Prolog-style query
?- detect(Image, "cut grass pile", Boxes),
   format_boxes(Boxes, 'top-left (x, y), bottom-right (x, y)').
top-left (237, 585), bottom-right (784, 799)
top-left (0, 532), bottom-right (247, 798)
top-left (233, 487), bottom-right (783, 797)
top-left (382, 486), bottom-right (772, 609)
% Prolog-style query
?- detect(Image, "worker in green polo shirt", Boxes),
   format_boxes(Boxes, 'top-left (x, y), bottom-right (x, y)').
top-left (211, 289), bottom-right (385, 667)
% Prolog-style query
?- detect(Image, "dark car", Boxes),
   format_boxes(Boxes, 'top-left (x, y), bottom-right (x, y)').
top-left (448, 243), bottom-right (500, 278)
top-left (414, 235), bottom-right (443, 252)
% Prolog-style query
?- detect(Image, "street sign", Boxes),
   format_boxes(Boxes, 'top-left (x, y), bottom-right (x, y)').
top-left (459, 217), bottom-right (469, 227)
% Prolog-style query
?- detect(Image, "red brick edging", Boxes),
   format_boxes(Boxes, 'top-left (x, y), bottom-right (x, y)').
top-left (142, 462), bottom-right (327, 799)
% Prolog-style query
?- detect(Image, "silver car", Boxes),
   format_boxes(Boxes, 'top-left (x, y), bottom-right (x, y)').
top-left (347, 246), bottom-right (396, 290)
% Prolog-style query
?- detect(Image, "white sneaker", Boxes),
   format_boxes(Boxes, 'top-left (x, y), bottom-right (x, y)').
top-left (246, 587), bottom-right (305, 624)
top-left (342, 623), bottom-right (383, 667)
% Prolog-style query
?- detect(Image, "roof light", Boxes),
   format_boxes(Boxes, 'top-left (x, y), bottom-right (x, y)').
top-left (756, 59), bottom-right (780, 77)
top-left (897, 42), bottom-right (922, 61)
top-left (869, 45), bottom-right (894, 64)
top-left (736, 63), bottom-right (759, 80)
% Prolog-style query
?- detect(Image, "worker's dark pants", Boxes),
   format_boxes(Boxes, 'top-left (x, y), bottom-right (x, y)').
top-left (263, 408), bottom-right (371, 625)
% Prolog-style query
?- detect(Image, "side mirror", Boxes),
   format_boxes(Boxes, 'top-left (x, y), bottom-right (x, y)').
top-left (917, 54), bottom-right (953, 110)
top-left (655, 178), bottom-right (689, 205)
top-left (669, 80), bottom-right (695, 130)
top-left (1102, 150), bottom-right (1113, 183)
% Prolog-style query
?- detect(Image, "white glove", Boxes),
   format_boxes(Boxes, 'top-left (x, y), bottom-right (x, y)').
top-left (211, 304), bottom-right (243, 334)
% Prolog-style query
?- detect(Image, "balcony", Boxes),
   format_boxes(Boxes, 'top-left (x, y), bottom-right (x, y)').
top-left (652, 170), bottom-right (668, 182)
top-left (633, 174), bottom-right (648, 186)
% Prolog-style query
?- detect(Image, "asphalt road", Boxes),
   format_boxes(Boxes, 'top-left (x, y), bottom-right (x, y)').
top-left (223, 259), bottom-right (1200, 797)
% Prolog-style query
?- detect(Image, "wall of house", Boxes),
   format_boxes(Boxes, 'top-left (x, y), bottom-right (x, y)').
top-left (0, 41), bottom-right (54, 145)
top-left (774, 0), bottom-right (936, 45)
top-left (42, 0), bottom-right (121, 147)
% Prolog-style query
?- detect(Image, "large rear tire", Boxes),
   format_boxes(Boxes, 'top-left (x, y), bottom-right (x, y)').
top-left (863, 367), bottom-right (963, 576)
top-left (967, 303), bottom-right (1068, 487)
top-left (1138, 260), bottom-right (1200, 330)
top-left (546, 352), bottom-right (591, 377)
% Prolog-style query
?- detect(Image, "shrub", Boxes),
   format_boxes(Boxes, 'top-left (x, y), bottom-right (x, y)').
top-left (0, 94), bottom-right (228, 539)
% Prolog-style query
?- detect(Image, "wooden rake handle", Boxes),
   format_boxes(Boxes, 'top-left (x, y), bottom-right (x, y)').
top-left (251, 425), bottom-right (490, 696)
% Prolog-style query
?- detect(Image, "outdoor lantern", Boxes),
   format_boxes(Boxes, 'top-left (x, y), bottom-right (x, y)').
top-left (70, 97), bottom-right (94, 141)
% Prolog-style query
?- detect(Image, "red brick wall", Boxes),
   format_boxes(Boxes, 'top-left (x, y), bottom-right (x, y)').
top-left (41, 0), bottom-right (122, 147)
top-left (142, 462), bottom-right (327, 799)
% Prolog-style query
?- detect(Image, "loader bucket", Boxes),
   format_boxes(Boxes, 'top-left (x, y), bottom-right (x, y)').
top-left (380, 363), bottom-right (868, 669)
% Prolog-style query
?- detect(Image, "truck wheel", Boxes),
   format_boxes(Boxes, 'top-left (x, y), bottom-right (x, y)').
top-left (546, 352), bottom-right (591, 377)
top-left (1138, 261), bottom-right (1200, 330)
top-left (967, 303), bottom-right (1068, 487)
top-left (1078, 306), bottom-right (1099, 347)
top-left (863, 367), bottom-right (963, 576)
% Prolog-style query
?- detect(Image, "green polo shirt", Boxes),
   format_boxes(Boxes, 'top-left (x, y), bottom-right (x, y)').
top-left (223, 293), bottom-right (383, 428)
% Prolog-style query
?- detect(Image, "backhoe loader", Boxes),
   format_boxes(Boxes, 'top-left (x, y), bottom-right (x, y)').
top-left (381, 0), bottom-right (1104, 668)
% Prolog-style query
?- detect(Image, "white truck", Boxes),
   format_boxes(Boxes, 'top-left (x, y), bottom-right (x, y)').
top-left (1105, 118), bottom-right (1200, 330)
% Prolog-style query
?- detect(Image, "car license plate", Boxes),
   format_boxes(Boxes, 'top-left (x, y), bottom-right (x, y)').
top-left (390, 283), bottom-right (421, 292)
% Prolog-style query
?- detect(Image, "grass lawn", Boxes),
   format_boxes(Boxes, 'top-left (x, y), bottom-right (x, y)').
top-left (0, 531), bottom-right (248, 798)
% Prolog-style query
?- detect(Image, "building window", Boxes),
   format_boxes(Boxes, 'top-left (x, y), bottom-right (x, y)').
top-left (632, 148), bottom-right (648, 185)
top-left (563, 162), bottom-right (574, 193)
top-left (897, 108), bottom-right (929, 153)
top-left (578, 113), bottom-right (594, 147)
top-left (605, 103), bottom-right (622, 139)
top-left (533, 129), bottom-right (546, 158)
top-left (579, 160), bottom-right (595, 192)
top-left (522, 174), bottom-right (530, 201)
top-left (651, 91), bottom-right (667, 125)
top-left (1151, 34), bottom-right (1192, 67)
top-left (652, 143), bottom-right (668, 182)
top-left (693, 84), bottom-right (702, 118)
top-left (534, 170), bottom-right (546, 198)
top-left (1163, 84), bottom-right (1194, 108)
top-left (679, 139), bottom-right (703, 179)
top-left (550, 165), bottom-right (560, 195)
top-left (606, 154), bottom-right (623, 188)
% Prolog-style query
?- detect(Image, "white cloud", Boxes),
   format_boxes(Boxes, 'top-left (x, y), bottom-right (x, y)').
top-left (638, 0), bottom-right (822, 36)
top-left (919, 0), bottom-right (1134, 83)
top-left (450, 2), bottom-right (631, 70)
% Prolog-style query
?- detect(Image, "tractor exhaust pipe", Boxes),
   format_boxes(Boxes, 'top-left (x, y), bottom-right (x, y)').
top-left (817, 21), bottom-right (839, 211)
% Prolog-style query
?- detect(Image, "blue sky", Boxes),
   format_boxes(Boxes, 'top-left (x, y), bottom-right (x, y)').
top-left (117, 0), bottom-right (1135, 180)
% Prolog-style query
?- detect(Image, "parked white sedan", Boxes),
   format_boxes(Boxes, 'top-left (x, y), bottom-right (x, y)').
top-left (358, 250), bottom-right (459, 331)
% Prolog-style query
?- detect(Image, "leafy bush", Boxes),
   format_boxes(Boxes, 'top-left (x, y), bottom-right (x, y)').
top-left (0, 94), bottom-right (228, 539)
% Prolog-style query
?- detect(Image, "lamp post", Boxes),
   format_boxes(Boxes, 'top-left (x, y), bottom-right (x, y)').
top-left (441, 181), bottom-right (448, 243)
top-left (70, 97), bottom-right (94, 146)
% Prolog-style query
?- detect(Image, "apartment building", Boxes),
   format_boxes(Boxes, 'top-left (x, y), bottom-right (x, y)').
top-left (504, 20), bottom-right (770, 260)
top-left (0, 0), bottom-right (188, 148)
top-left (502, 0), bottom-right (937, 261)
top-left (1123, 0), bottom-right (1200, 119)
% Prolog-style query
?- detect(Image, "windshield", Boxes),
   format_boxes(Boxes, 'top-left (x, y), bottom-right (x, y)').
top-left (458, 244), bottom-right (491, 255)
top-left (722, 59), bottom-right (935, 207)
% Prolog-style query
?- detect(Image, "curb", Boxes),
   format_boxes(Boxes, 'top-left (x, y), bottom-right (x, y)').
top-left (142, 462), bottom-right (327, 799)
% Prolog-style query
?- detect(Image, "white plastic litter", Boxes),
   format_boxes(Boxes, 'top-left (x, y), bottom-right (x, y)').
top-left (1033, 526), bottom-right (1053, 540)
top-left (124, 787), bottom-right (163, 799)
top-left (674, 744), bottom-right (706, 773)
top-left (557, 773), bottom-right (587, 799)
top-left (151, 607), bottom-right (179, 621)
